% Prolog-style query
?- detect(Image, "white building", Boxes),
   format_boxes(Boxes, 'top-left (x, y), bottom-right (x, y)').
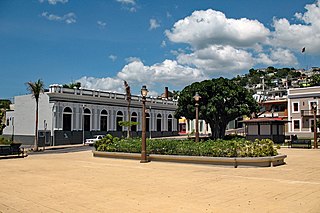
top-left (3, 85), bottom-right (179, 146)
top-left (287, 86), bottom-right (320, 138)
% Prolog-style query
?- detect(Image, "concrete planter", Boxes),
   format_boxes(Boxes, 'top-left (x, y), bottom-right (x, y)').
top-left (93, 151), bottom-right (287, 168)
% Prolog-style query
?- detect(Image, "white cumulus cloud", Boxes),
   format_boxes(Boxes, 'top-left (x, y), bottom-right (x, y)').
top-left (255, 48), bottom-right (298, 66)
top-left (76, 76), bottom-right (124, 93)
top-left (271, 1), bottom-right (320, 54)
top-left (165, 9), bottom-right (270, 49)
top-left (41, 12), bottom-right (76, 24)
top-left (125, 57), bottom-right (141, 63)
top-left (177, 45), bottom-right (254, 75)
top-left (117, 59), bottom-right (207, 86)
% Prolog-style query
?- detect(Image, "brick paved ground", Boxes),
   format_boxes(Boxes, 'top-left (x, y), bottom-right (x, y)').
top-left (0, 147), bottom-right (319, 212)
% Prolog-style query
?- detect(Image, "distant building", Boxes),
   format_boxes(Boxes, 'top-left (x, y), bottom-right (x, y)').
top-left (287, 86), bottom-right (320, 138)
top-left (3, 85), bottom-right (179, 146)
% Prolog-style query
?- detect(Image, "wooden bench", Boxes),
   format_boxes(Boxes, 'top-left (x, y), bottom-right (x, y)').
top-left (291, 139), bottom-right (312, 149)
top-left (0, 143), bottom-right (25, 157)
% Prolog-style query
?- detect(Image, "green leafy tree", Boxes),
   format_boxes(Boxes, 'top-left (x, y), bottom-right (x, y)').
top-left (26, 79), bottom-right (44, 151)
top-left (172, 90), bottom-right (180, 100)
top-left (0, 110), bottom-right (6, 135)
top-left (266, 66), bottom-right (276, 73)
top-left (0, 100), bottom-right (11, 109)
top-left (118, 121), bottom-right (139, 132)
top-left (310, 74), bottom-right (320, 86)
top-left (175, 78), bottom-right (259, 139)
top-left (62, 82), bottom-right (81, 89)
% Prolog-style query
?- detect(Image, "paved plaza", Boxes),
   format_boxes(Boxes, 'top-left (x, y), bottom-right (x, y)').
top-left (0, 147), bottom-right (320, 212)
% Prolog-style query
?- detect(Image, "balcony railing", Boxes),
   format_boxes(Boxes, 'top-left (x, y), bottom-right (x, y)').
top-left (48, 84), bottom-right (178, 106)
top-left (301, 109), bottom-right (320, 116)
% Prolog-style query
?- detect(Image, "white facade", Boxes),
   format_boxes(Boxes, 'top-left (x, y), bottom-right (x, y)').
top-left (287, 86), bottom-right (320, 138)
top-left (3, 94), bottom-right (52, 136)
top-left (3, 85), bottom-right (179, 145)
top-left (185, 119), bottom-right (211, 135)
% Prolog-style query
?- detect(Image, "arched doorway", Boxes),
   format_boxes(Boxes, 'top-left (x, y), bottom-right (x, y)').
top-left (168, 114), bottom-right (173, 132)
top-left (100, 110), bottom-right (108, 131)
top-left (146, 113), bottom-right (150, 132)
top-left (131, 112), bottom-right (137, 131)
top-left (63, 107), bottom-right (72, 131)
top-left (84, 108), bottom-right (91, 131)
top-left (116, 111), bottom-right (123, 131)
top-left (157, 113), bottom-right (162, 131)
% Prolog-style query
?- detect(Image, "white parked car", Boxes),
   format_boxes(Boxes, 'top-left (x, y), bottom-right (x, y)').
top-left (85, 135), bottom-right (105, 146)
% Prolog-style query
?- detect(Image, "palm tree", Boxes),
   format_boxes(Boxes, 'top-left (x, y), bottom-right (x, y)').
top-left (26, 79), bottom-right (44, 151)
top-left (124, 81), bottom-right (131, 138)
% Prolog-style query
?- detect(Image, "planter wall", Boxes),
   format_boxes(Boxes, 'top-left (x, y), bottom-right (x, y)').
top-left (92, 151), bottom-right (287, 168)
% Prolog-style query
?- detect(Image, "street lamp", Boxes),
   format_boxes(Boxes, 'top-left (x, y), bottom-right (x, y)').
top-left (312, 102), bottom-right (318, 149)
top-left (140, 85), bottom-right (149, 163)
top-left (193, 92), bottom-right (201, 142)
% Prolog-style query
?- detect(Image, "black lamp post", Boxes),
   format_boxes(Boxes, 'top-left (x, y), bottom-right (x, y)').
top-left (312, 103), bottom-right (318, 149)
top-left (193, 92), bottom-right (201, 142)
top-left (140, 85), bottom-right (149, 163)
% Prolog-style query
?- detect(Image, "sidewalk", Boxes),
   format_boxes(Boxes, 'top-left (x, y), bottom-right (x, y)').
top-left (0, 147), bottom-right (320, 212)
top-left (22, 143), bottom-right (85, 152)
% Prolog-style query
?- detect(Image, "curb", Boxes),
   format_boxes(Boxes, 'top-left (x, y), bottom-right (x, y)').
top-left (92, 151), bottom-right (287, 168)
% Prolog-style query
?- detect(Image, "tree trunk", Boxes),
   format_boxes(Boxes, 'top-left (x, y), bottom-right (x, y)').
top-left (34, 100), bottom-right (39, 151)
top-left (208, 120), bottom-right (227, 140)
top-left (208, 121), bottom-right (219, 140)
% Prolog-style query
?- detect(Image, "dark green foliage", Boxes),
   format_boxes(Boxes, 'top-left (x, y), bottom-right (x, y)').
top-left (0, 137), bottom-right (12, 145)
top-left (310, 74), bottom-right (320, 86)
top-left (0, 100), bottom-right (11, 134)
top-left (95, 136), bottom-right (279, 157)
top-left (223, 134), bottom-right (245, 140)
top-left (0, 100), bottom-right (11, 109)
top-left (175, 77), bottom-right (259, 139)
top-left (118, 121), bottom-right (139, 127)
top-left (94, 134), bottom-right (121, 151)
top-left (62, 82), bottom-right (81, 89)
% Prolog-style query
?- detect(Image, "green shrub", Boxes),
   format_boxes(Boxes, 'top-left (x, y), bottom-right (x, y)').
top-left (94, 137), bottom-right (279, 157)
top-left (0, 137), bottom-right (12, 145)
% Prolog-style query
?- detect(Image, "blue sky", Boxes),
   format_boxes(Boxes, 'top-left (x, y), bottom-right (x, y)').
top-left (1, 0), bottom-right (320, 99)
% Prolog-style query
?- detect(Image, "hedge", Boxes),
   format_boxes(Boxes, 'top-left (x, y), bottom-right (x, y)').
top-left (94, 134), bottom-right (279, 158)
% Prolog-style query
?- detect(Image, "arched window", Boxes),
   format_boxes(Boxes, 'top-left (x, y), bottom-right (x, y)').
top-left (100, 110), bottom-right (108, 131)
top-left (116, 111), bottom-right (123, 131)
top-left (63, 107), bottom-right (72, 131)
top-left (157, 114), bottom-right (162, 131)
top-left (84, 108), bottom-right (91, 131)
top-left (168, 114), bottom-right (173, 132)
top-left (131, 112), bottom-right (137, 131)
top-left (146, 113), bottom-right (150, 132)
